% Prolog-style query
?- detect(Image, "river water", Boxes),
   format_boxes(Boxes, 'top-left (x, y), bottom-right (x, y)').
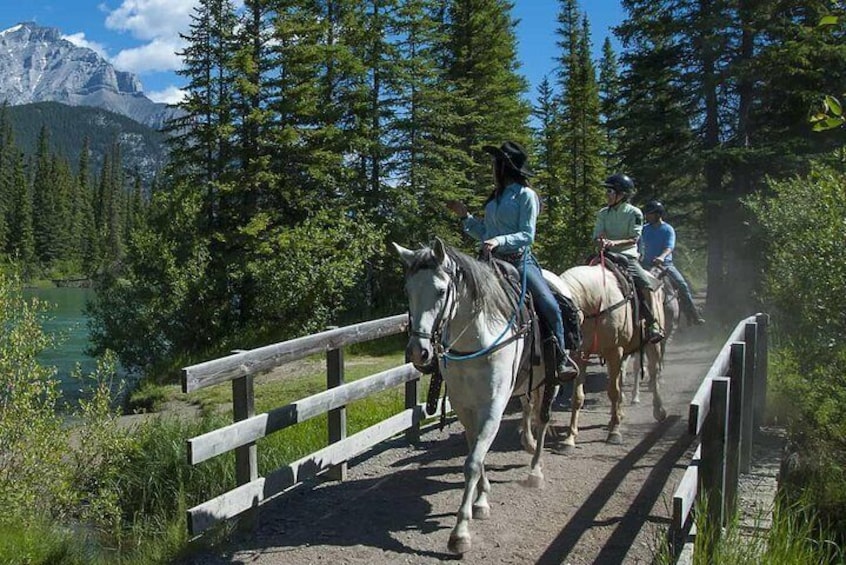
top-left (23, 287), bottom-right (103, 409)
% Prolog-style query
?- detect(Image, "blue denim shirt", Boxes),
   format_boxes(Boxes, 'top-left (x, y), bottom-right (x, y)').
top-left (461, 182), bottom-right (539, 255)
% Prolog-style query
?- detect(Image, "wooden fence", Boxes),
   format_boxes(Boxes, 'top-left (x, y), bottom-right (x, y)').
top-left (670, 313), bottom-right (770, 558)
top-left (180, 313), bottom-right (449, 537)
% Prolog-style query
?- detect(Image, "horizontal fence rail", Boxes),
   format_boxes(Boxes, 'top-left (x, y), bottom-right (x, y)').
top-left (181, 313), bottom-right (452, 536)
top-left (671, 313), bottom-right (769, 561)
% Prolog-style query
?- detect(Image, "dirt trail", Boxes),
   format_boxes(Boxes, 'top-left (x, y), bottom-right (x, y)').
top-left (182, 326), bottom-right (724, 565)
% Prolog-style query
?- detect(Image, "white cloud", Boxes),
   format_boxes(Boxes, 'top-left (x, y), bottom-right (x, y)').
top-left (104, 0), bottom-right (197, 41)
top-left (63, 32), bottom-right (109, 59)
top-left (146, 85), bottom-right (185, 104)
top-left (112, 37), bottom-right (184, 74)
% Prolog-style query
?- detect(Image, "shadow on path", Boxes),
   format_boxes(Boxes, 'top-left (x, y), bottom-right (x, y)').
top-left (535, 415), bottom-right (693, 565)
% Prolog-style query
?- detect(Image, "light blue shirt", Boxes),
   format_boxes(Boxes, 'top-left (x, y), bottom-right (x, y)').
top-left (462, 182), bottom-right (539, 255)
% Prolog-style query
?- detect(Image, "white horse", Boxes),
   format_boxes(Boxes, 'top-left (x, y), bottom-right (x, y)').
top-left (394, 238), bottom-right (549, 555)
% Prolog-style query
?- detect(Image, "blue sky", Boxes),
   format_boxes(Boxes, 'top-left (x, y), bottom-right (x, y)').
top-left (0, 1), bottom-right (625, 105)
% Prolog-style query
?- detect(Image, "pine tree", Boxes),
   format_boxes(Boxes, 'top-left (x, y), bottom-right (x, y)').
top-left (389, 0), bottom-right (472, 248)
top-left (166, 0), bottom-right (239, 231)
top-left (9, 153), bottom-right (35, 270)
top-left (32, 126), bottom-right (58, 267)
top-left (532, 76), bottom-right (569, 270)
top-left (553, 1), bottom-right (605, 266)
top-left (598, 37), bottom-right (622, 172)
top-left (77, 138), bottom-right (98, 274)
top-left (445, 0), bottom-right (532, 201)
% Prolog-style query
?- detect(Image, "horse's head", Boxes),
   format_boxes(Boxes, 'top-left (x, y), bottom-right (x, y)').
top-left (393, 238), bottom-right (457, 373)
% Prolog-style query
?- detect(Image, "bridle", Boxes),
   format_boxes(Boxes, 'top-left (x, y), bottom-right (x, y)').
top-left (407, 254), bottom-right (530, 365)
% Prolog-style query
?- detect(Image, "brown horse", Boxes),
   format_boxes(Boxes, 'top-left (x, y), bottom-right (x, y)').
top-left (628, 264), bottom-right (678, 405)
top-left (529, 263), bottom-right (667, 461)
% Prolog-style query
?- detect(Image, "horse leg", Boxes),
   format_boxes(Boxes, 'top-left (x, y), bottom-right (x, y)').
top-left (519, 394), bottom-right (537, 454)
top-left (648, 344), bottom-right (667, 422)
top-left (458, 416), bottom-right (492, 519)
top-left (526, 381), bottom-right (556, 487)
top-left (606, 349), bottom-right (625, 444)
top-left (629, 355), bottom-right (642, 405)
top-left (448, 402), bottom-right (506, 555)
top-left (473, 466), bottom-right (492, 520)
top-left (558, 368), bottom-right (586, 454)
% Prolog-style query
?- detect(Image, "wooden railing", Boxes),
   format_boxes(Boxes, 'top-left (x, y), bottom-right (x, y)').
top-left (670, 313), bottom-right (769, 558)
top-left (180, 314), bottom-right (448, 537)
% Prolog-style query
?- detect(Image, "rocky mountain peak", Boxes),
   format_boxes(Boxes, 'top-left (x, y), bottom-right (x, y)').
top-left (0, 21), bottom-right (179, 129)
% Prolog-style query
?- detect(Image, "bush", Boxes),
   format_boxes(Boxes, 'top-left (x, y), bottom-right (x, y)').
top-left (747, 160), bottom-right (846, 555)
top-left (0, 271), bottom-right (71, 525)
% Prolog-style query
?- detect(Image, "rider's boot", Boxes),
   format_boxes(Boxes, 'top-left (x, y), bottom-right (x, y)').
top-left (555, 337), bottom-right (580, 382)
top-left (682, 295), bottom-right (705, 325)
top-left (546, 336), bottom-right (579, 383)
top-left (638, 289), bottom-right (665, 344)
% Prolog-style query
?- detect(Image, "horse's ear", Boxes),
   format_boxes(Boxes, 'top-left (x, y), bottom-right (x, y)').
top-left (432, 237), bottom-right (447, 264)
top-left (392, 242), bottom-right (415, 267)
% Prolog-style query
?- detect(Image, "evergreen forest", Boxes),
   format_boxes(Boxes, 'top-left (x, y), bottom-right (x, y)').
top-left (79, 0), bottom-right (845, 378)
top-left (0, 106), bottom-right (150, 281)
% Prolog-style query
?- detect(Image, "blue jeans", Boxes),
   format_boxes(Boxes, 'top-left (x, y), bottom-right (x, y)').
top-left (517, 254), bottom-right (566, 351)
top-left (664, 264), bottom-right (699, 318)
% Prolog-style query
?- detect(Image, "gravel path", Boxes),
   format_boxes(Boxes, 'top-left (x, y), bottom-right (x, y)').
top-left (181, 326), bottom-right (734, 565)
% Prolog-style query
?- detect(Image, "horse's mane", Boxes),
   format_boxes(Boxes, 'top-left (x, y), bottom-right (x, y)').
top-left (406, 244), bottom-right (514, 322)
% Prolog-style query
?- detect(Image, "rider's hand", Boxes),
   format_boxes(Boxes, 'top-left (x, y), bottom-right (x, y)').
top-left (652, 257), bottom-right (665, 266)
top-left (482, 239), bottom-right (499, 254)
top-left (446, 200), bottom-right (468, 218)
top-left (598, 238), bottom-right (613, 250)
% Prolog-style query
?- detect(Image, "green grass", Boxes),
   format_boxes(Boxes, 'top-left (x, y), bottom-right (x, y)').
top-left (0, 521), bottom-right (80, 565)
top-left (654, 495), bottom-right (844, 565)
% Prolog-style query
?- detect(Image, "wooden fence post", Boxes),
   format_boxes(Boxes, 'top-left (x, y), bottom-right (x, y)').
top-left (326, 332), bottom-right (347, 481)
top-left (741, 322), bottom-right (757, 474)
top-left (700, 376), bottom-right (730, 538)
top-left (725, 343), bottom-right (745, 517)
top-left (232, 374), bottom-right (258, 530)
top-left (753, 313), bottom-right (769, 432)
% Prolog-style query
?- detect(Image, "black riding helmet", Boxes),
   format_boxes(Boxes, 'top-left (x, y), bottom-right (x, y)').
top-left (603, 173), bottom-right (635, 194)
top-left (643, 200), bottom-right (665, 217)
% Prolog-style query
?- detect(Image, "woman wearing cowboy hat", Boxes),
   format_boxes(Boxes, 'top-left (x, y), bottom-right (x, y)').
top-left (446, 140), bottom-right (579, 381)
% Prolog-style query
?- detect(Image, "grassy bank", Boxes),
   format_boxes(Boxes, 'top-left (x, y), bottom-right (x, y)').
top-left (1, 344), bottom-right (422, 564)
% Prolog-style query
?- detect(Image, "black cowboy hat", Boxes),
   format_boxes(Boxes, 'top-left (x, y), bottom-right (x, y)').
top-left (482, 141), bottom-right (534, 177)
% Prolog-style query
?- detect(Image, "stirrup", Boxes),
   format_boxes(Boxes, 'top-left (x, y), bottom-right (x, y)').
top-left (646, 323), bottom-right (664, 344)
top-left (556, 351), bottom-right (579, 383)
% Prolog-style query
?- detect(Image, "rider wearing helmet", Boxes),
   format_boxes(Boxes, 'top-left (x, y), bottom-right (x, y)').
top-left (593, 174), bottom-right (665, 343)
top-left (446, 141), bottom-right (580, 381)
top-left (640, 200), bottom-right (705, 326)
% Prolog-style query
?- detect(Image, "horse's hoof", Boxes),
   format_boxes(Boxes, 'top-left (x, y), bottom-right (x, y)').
top-left (553, 443), bottom-right (575, 455)
top-left (521, 440), bottom-right (537, 455)
top-left (607, 431), bottom-right (623, 445)
top-left (472, 504), bottom-right (491, 520)
top-left (654, 407), bottom-right (667, 422)
top-left (631, 397), bottom-right (641, 405)
top-left (448, 534), bottom-right (472, 555)
top-left (525, 469), bottom-right (544, 488)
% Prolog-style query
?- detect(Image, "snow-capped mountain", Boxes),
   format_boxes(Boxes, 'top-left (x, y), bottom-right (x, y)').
top-left (0, 22), bottom-right (180, 129)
